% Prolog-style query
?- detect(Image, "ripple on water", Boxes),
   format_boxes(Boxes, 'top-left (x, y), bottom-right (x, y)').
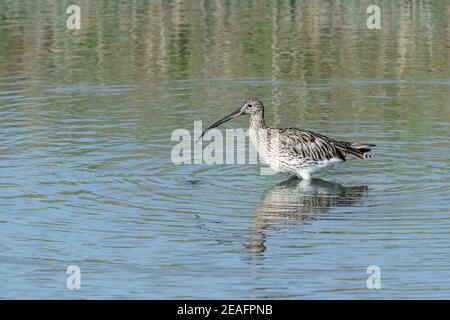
top-left (1, 67), bottom-right (450, 298)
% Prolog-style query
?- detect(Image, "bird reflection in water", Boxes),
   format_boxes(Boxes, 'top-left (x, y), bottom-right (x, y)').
top-left (248, 178), bottom-right (368, 254)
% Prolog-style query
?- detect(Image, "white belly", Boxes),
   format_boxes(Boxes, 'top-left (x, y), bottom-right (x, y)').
top-left (249, 128), bottom-right (342, 180)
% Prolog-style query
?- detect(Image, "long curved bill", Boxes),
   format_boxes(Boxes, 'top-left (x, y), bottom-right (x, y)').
top-left (197, 107), bottom-right (244, 142)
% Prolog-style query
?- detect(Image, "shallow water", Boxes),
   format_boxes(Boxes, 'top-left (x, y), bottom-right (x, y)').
top-left (0, 1), bottom-right (449, 299)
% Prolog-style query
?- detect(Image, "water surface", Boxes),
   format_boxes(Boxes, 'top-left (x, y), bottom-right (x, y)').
top-left (0, 1), bottom-right (449, 299)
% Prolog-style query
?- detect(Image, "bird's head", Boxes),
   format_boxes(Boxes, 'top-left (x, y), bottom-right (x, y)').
top-left (240, 97), bottom-right (264, 115)
top-left (199, 98), bottom-right (264, 140)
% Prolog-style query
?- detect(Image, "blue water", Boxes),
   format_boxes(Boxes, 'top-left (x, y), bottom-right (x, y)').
top-left (1, 1), bottom-right (450, 299)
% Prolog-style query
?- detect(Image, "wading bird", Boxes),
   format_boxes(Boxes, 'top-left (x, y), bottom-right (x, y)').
top-left (199, 98), bottom-right (375, 180)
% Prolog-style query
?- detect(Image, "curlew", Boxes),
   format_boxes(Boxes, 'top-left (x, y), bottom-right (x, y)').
top-left (199, 98), bottom-right (375, 180)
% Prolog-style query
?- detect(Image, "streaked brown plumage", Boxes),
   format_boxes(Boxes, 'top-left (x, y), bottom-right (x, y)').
top-left (200, 98), bottom-right (375, 180)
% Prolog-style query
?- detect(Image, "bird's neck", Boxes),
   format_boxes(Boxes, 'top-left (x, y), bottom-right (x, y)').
top-left (250, 111), bottom-right (266, 130)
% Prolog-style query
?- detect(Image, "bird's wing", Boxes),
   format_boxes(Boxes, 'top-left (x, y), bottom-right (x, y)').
top-left (302, 130), bottom-right (373, 159)
top-left (274, 128), bottom-right (346, 162)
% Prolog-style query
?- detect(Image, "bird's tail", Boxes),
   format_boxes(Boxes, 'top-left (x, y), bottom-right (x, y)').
top-left (338, 143), bottom-right (375, 159)
top-left (350, 143), bottom-right (375, 159)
